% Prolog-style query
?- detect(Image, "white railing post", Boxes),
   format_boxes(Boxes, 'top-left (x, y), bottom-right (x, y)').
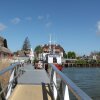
top-left (49, 64), bottom-right (92, 100)
top-left (6, 69), bottom-right (15, 99)
top-left (53, 71), bottom-right (57, 100)
top-left (64, 84), bottom-right (70, 100)
top-left (61, 81), bottom-right (70, 100)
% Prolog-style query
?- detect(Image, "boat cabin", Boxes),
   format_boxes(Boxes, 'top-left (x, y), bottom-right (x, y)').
top-left (46, 54), bottom-right (61, 64)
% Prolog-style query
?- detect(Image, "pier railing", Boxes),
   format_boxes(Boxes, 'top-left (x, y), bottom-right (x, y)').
top-left (0, 62), bottom-right (93, 100)
top-left (0, 62), bottom-right (22, 99)
top-left (48, 63), bottom-right (92, 100)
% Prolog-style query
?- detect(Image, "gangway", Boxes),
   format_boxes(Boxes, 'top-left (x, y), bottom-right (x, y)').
top-left (0, 62), bottom-right (92, 100)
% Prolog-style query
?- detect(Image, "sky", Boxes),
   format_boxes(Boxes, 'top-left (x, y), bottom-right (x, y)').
top-left (0, 0), bottom-right (100, 55)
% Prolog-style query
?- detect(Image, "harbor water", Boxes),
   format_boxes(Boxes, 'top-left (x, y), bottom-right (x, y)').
top-left (62, 67), bottom-right (100, 100)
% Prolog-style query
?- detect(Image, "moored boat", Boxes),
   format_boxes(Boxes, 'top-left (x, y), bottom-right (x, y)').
top-left (54, 63), bottom-right (63, 71)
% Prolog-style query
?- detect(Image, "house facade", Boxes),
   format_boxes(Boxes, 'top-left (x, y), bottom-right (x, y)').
top-left (42, 44), bottom-right (64, 57)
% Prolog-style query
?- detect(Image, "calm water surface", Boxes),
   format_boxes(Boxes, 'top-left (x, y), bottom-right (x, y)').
top-left (62, 67), bottom-right (100, 100)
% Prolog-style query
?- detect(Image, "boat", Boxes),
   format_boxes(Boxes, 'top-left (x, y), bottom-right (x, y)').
top-left (45, 54), bottom-right (63, 71)
top-left (54, 63), bottom-right (63, 71)
top-left (43, 35), bottom-right (63, 71)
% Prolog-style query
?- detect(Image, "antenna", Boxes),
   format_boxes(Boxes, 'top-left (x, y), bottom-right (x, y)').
top-left (53, 33), bottom-right (56, 54)
top-left (49, 34), bottom-right (52, 54)
top-left (53, 40), bottom-right (55, 54)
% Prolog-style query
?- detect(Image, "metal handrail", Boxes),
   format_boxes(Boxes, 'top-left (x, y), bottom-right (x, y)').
top-left (0, 62), bottom-right (22, 99)
top-left (49, 63), bottom-right (92, 100)
top-left (0, 62), bottom-right (20, 76)
top-left (0, 72), bottom-right (19, 95)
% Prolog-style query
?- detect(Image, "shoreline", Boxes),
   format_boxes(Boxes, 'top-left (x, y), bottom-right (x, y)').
top-left (63, 63), bottom-right (100, 68)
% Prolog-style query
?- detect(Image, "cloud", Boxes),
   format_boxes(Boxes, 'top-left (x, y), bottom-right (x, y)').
top-left (46, 22), bottom-right (52, 28)
top-left (38, 14), bottom-right (52, 28)
top-left (97, 21), bottom-right (100, 34)
top-left (38, 16), bottom-right (44, 20)
top-left (25, 17), bottom-right (32, 21)
top-left (0, 23), bottom-right (6, 31)
top-left (38, 14), bottom-right (50, 21)
top-left (11, 17), bottom-right (21, 24)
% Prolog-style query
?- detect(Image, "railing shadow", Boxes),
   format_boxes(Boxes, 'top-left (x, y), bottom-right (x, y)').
top-left (42, 83), bottom-right (54, 100)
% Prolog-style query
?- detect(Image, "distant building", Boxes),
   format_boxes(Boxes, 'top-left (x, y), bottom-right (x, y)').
top-left (0, 36), bottom-right (12, 59)
top-left (41, 44), bottom-right (64, 63)
top-left (42, 44), bottom-right (64, 57)
top-left (28, 48), bottom-right (34, 61)
top-left (93, 55), bottom-right (97, 60)
top-left (90, 52), bottom-right (100, 60)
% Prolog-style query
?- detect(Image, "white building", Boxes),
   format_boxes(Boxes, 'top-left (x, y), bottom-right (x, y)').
top-left (28, 48), bottom-right (34, 62)
top-left (42, 44), bottom-right (64, 62)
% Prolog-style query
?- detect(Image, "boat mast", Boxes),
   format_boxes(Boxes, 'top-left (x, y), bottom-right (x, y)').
top-left (49, 34), bottom-right (52, 54)
top-left (53, 40), bottom-right (55, 54)
top-left (53, 33), bottom-right (56, 54)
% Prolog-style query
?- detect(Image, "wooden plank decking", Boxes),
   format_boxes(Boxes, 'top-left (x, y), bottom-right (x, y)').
top-left (8, 84), bottom-right (53, 100)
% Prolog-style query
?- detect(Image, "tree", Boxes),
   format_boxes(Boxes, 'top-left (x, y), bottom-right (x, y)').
top-left (67, 51), bottom-right (76, 59)
top-left (22, 37), bottom-right (31, 51)
top-left (63, 53), bottom-right (67, 58)
top-left (4, 39), bottom-right (8, 48)
top-left (75, 59), bottom-right (87, 65)
top-left (34, 45), bottom-right (43, 56)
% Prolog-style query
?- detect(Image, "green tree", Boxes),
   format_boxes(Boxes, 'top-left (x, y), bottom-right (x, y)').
top-left (22, 37), bottom-right (31, 51)
top-left (67, 51), bottom-right (76, 59)
top-left (75, 59), bottom-right (87, 65)
top-left (34, 45), bottom-right (43, 56)
top-left (63, 53), bottom-right (67, 58)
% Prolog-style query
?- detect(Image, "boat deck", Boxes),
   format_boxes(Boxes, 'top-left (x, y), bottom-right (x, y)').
top-left (8, 64), bottom-right (53, 100)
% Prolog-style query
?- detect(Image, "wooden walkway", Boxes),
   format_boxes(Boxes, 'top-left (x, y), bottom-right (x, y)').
top-left (8, 64), bottom-right (53, 100)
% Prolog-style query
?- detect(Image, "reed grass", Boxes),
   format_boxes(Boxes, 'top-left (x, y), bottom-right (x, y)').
top-left (0, 60), bottom-right (10, 88)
